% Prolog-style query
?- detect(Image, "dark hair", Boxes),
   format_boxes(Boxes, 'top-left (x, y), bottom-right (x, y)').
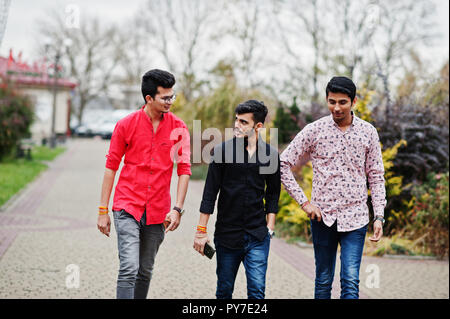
top-left (141, 69), bottom-right (176, 102)
top-left (235, 100), bottom-right (268, 124)
top-left (325, 76), bottom-right (356, 102)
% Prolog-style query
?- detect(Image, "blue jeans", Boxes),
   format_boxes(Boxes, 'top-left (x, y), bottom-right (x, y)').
top-left (310, 220), bottom-right (367, 299)
top-left (214, 232), bottom-right (270, 299)
top-left (113, 209), bottom-right (165, 299)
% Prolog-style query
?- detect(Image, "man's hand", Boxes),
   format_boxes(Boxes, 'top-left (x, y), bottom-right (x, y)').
top-left (193, 232), bottom-right (209, 256)
top-left (164, 210), bottom-right (181, 233)
top-left (369, 220), bottom-right (383, 242)
top-left (97, 214), bottom-right (111, 237)
top-left (302, 202), bottom-right (322, 222)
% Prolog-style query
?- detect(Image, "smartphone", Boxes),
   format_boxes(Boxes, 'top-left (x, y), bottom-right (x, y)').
top-left (204, 242), bottom-right (216, 259)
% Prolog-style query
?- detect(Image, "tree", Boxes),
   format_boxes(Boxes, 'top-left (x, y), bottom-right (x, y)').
top-left (37, 10), bottom-right (124, 125)
top-left (369, 0), bottom-right (439, 121)
top-left (270, 0), bottom-right (439, 116)
top-left (136, 0), bottom-right (222, 102)
top-left (273, 97), bottom-right (301, 144)
top-left (272, 0), bottom-right (327, 105)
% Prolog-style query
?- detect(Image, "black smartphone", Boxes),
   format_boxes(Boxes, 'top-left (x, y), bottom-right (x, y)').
top-left (204, 242), bottom-right (216, 259)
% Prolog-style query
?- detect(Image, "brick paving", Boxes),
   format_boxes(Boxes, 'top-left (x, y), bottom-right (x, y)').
top-left (0, 138), bottom-right (448, 299)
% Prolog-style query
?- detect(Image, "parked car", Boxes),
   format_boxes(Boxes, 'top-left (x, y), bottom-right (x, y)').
top-left (72, 109), bottom-right (135, 139)
top-left (95, 109), bottom-right (135, 139)
top-left (97, 120), bottom-right (117, 139)
top-left (72, 123), bottom-right (97, 137)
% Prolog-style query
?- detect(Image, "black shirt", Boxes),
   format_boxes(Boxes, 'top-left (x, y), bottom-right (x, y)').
top-left (199, 137), bottom-right (281, 249)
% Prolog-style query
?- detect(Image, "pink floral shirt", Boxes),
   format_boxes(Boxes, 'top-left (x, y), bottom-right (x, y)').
top-left (280, 114), bottom-right (386, 232)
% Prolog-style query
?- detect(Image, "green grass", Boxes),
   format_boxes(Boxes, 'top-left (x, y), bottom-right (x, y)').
top-left (0, 146), bottom-right (66, 207)
top-left (31, 146), bottom-right (66, 161)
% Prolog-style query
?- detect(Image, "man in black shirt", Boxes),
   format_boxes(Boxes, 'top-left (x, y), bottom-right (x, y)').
top-left (193, 100), bottom-right (281, 299)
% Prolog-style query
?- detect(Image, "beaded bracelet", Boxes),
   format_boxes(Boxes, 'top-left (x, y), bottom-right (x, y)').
top-left (197, 225), bottom-right (207, 233)
top-left (98, 206), bottom-right (109, 215)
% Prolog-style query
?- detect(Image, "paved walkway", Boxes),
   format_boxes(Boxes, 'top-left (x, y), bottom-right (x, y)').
top-left (0, 138), bottom-right (448, 299)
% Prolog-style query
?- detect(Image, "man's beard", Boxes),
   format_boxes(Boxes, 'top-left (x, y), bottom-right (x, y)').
top-left (234, 127), bottom-right (256, 138)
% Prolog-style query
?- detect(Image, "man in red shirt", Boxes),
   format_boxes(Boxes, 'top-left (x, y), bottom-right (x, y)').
top-left (97, 69), bottom-right (191, 299)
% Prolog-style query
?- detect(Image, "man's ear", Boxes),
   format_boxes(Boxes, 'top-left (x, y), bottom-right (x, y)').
top-left (145, 95), bottom-right (153, 104)
top-left (255, 122), bottom-right (264, 131)
top-left (352, 96), bottom-right (358, 107)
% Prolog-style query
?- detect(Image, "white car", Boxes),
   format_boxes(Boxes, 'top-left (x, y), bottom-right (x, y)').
top-left (96, 109), bottom-right (135, 139)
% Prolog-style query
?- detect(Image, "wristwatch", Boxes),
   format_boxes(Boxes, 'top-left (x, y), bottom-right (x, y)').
top-left (374, 215), bottom-right (385, 225)
top-left (268, 227), bottom-right (275, 239)
top-left (173, 206), bottom-right (185, 217)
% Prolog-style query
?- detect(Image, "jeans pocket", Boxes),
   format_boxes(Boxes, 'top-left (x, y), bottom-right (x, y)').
top-left (311, 219), bottom-right (333, 246)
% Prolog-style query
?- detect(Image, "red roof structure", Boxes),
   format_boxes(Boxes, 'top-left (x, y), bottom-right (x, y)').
top-left (0, 49), bottom-right (77, 89)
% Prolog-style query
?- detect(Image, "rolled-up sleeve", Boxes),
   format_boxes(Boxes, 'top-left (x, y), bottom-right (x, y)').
top-left (366, 128), bottom-right (387, 217)
top-left (105, 121), bottom-right (127, 171)
top-left (175, 125), bottom-right (192, 176)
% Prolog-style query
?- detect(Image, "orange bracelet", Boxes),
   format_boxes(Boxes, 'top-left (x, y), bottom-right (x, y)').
top-left (197, 225), bottom-right (207, 233)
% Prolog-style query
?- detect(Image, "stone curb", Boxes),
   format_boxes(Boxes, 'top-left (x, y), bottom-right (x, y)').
top-left (293, 240), bottom-right (446, 261)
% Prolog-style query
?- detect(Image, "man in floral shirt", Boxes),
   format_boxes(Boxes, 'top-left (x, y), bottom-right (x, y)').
top-left (280, 76), bottom-right (385, 299)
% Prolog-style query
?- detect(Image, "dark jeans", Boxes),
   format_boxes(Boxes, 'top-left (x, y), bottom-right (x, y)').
top-left (215, 232), bottom-right (271, 299)
top-left (113, 209), bottom-right (165, 299)
top-left (310, 219), bottom-right (367, 299)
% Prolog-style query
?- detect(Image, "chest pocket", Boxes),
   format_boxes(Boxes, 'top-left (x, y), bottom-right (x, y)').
top-left (345, 135), bottom-right (369, 167)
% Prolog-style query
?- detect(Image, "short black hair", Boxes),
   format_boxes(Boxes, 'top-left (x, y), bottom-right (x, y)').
top-left (326, 76), bottom-right (357, 102)
top-left (141, 69), bottom-right (176, 103)
top-left (235, 100), bottom-right (268, 124)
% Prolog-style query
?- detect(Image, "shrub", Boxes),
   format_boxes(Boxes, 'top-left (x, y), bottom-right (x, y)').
top-left (0, 78), bottom-right (34, 160)
top-left (398, 172), bottom-right (449, 258)
top-left (276, 163), bottom-right (313, 242)
top-left (375, 103), bottom-right (449, 186)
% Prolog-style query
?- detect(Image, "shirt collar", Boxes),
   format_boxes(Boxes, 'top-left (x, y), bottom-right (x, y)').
top-left (141, 104), bottom-right (166, 122)
top-left (329, 111), bottom-right (358, 129)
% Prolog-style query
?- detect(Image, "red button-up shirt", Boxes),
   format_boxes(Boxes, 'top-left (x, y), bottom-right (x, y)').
top-left (105, 106), bottom-right (191, 225)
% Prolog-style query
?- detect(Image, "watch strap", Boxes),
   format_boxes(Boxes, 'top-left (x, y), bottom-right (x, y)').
top-left (173, 206), bottom-right (184, 216)
top-left (374, 215), bottom-right (385, 224)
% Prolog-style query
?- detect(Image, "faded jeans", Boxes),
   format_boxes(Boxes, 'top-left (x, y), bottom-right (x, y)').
top-left (215, 232), bottom-right (271, 299)
top-left (113, 209), bottom-right (165, 299)
top-left (310, 219), bottom-right (367, 299)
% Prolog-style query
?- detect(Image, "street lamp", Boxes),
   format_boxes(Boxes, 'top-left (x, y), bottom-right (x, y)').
top-left (45, 37), bottom-right (72, 148)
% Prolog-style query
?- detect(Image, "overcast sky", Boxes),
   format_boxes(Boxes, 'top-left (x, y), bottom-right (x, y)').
top-left (1, 0), bottom-right (449, 67)
top-left (1, 0), bottom-right (144, 60)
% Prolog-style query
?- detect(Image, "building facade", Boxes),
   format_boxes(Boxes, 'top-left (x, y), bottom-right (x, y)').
top-left (0, 50), bottom-right (77, 144)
